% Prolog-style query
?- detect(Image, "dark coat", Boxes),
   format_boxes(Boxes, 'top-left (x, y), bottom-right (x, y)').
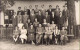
top-left (23, 15), bottom-right (29, 24)
top-left (37, 14), bottom-right (43, 24)
top-left (44, 15), bottom-right (50, 23)
top-left (28, 28), bottom-right (35, 41)
top-left (62, 10), bottom-right (69, 23)
top-left (17, 10), bottom-right (23, 15)
top-left (12, 15), bottom-right (17, 28)
top-left (30, 14), bottom-right (36, 23)
top-left (54, 10), bottom-right (60, 24)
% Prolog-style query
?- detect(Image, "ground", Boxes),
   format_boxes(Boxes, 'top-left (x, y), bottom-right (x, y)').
top-left (0, 39), bottom-right (79, 50)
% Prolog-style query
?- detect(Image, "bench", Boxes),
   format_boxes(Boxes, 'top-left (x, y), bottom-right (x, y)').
top-left (67, 34), bottom-right (74, 42)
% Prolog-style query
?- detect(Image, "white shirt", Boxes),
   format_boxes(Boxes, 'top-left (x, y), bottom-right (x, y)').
top-left (18, 23), bottom-right (23, 30)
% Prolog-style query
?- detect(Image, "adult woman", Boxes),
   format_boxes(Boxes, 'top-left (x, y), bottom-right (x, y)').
top-left (20, 26), bottom-right (27, 44)
top-left (28, 25), bottom-right (35, 44)
top-left (33, 18), bottom-right (39, 29)
top-left (13, 26), bottom-right (20, 43)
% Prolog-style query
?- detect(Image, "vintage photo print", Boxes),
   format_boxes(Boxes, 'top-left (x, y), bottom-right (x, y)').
top-left (0, 0), bottom-right (80, 50)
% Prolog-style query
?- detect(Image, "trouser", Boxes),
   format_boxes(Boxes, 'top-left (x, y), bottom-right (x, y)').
top-left (54, 35), bottom-right (61, 44)
top-left (44, 34), bottom-right (52, 44)
top-left (36, 34), bottom-right (43, 44)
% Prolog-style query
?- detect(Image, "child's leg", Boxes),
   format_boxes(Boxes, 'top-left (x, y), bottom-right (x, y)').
top-left (21, 38), bottom-right (24, 44)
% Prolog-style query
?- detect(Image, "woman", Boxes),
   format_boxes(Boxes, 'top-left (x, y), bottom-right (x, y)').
top-left (33, 18), bottom-right (39, 29)
top-left (42, 19), bottom-right (48, 27)
top-left (20, 26), bottom-right (27, 44)
top-left (18, 21), bottom-right (24, 30)
top-left (60, 27), bottom-right (68, 45)
top-left (13, 26), bottom-right (20, 43)
top-left (28, 25), bottom-right (35, 44)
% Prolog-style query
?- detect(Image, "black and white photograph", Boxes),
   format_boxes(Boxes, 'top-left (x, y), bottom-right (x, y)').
top-left (0, 0), bottom-right (80, 50)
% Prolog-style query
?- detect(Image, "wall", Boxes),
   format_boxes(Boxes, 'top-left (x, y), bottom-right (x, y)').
top-left (8, 1), bottom-right (66, 12)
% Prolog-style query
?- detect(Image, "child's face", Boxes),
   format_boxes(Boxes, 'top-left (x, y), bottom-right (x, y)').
top-left (62, 27), bottom-right (65, 30)
top-left (35, 19), bottom-right (37, 22)
top-left (18, 7), bottom-right (21, 10)
top-left (31, 25), bottom-right (33, 28)
top-left (41, 5), bottom-right (44, 8)
top-left (52, 21), bottom-right (54, 24)
top-left (43, 19), bottom-right (46, 23)
top-left (46, 12), bottom-right (48, 15)
top-left (39, 24), bottom-right (41, 27)
top-left (52, 12), bottom-right (54, 15)
top-left (28, 19), bottom-right (30, 22)
top-left (29, 5), bottom-right (32, 9)
top-left (49, 6), bottom-right (52, 9)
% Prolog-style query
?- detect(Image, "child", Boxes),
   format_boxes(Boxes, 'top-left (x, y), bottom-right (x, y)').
top-left (13, 26), bottom-right (20, 44)
top-left (60, 27), bottom-right (68, 45)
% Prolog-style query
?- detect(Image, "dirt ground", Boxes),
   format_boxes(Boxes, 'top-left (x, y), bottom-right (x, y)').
top-left (0, 39), bottom-right (79, 50)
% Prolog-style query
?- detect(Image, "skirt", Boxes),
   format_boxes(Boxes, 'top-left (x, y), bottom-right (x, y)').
top-left (20, 34), bottom-right (27, 39)
top-left (28, 34), bottom-right (34, 41)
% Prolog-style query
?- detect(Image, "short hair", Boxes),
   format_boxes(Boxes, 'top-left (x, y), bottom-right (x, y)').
top-left (41, 4), bottom-right (44, 7)
top-left (18, 7), bottom-right (21, 9)
top-left (49, 5), bottom-right (52, 7)
top-left (56, 5), bottom-right (59, 8)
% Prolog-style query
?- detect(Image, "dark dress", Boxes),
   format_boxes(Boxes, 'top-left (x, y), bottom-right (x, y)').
top-left (28, 28), bottom-right (35, 41)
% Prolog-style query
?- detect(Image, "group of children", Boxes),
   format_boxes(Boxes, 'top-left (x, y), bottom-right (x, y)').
top-left (12, 4), bottom-right (68, 45)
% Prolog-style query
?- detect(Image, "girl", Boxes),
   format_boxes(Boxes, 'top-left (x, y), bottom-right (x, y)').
top-left (20, 26), bottom-right (27, 44)
top-left (13, 26), bottom-right (20, 43)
